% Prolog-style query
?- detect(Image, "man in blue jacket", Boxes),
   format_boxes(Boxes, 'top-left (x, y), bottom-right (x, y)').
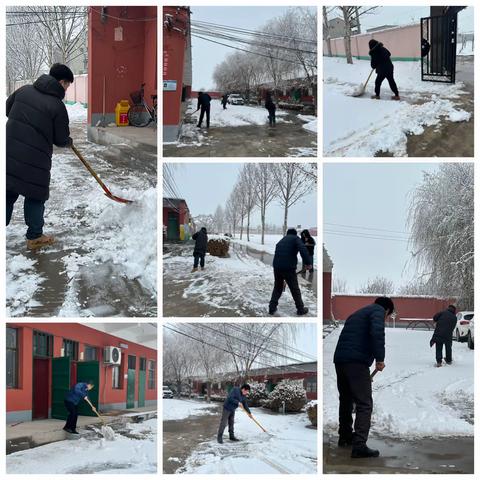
top-left (217, 384), bottom-right (252, 443)
top-left (333, 297), bottom-right (394, 458)
top-left (269, 228), bottom-right (312, 316)
top-left (63, 381), bottom-right (96, 434)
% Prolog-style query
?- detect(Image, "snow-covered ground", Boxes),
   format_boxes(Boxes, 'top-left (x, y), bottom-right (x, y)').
top-left (178, 406), bottom-right (317, 474)
top-left (323, 57), bottom-right (471, 156)
top-left (163, 398), bottom-right (218, 421)
top-left (6, 102), bottom-right (157, 317)
top-left (7, 418), bottom-right (157, 474)
top-left (230, 234), bottom-right (318, 267)
top-left (457, 42), bottom-right (474, 56)
top-left (298, 114), bottom-right (318, 133)
top-left (324, 328), bottom-right (474, 438)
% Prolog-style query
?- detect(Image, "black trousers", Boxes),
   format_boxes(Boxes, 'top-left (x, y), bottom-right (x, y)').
top-left (193, 253), bottom-right (205, 268)
top-left (375, 70), bottom-right (399, 96)
top-left (6, 190), bottom-right (45, 240)
top-left (218, 407), bottom-right (235, 438)
top-left (436, 338), bottom-right (453, 363)
top-left (64, 399), bottom-right (78, 431)
top-left (267, 107), bottom-right (276, 126)
top-left (198, 105), bottom-right (210, 127)
top-left (335, 363), bottom-right (373, 447)
top-left (269, 268), bottom-right (304, 310)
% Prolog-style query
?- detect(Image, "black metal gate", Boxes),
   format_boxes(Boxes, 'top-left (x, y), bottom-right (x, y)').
top-left (421, 14), bottom-right (458, 83)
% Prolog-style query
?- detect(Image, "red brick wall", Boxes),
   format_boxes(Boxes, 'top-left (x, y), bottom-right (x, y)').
top-left (323, 272), bottom-right (332, 320)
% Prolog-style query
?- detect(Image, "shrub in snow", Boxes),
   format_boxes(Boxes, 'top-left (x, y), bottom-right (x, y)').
top-left (246, 382), bottom-right (268, 407)
top-left (264, 380), bottom-right (307, 413)
top-left (306, 400), bottom-right (317, 427)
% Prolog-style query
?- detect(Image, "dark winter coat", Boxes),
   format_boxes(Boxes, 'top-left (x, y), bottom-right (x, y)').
top-left (334, 303), bottom-right (386, 366)
top-left (221, 94), bottom-right (228, 105)
top-left (64, 382), bottom-right (89, 405)
top-left (265, 95), bottom-right (276, 113)
top-left (272, 232), bottom-right (312, 271)
top-left (301, 235), bottom-right (316, 257)
top-left (369, 41), bottom-right (394, 75)
top-left (223, 387), bottom-right (251, 414)
top-left (6, 74), bottom-right (72, 201)
top-left (192, 228), bottom-right (208, 255)
top-left (197, 93), bottom-right (212, 109)
top-left (432, 309), bottom-right (457, 342)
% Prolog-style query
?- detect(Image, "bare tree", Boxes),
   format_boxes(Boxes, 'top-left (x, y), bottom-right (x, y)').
top-left (407, 163), bottom-right (473, 309)
top-left (213, 205), bottom-right (225, 234)
top-left (323, 7), bottom-right (333, 57)
top-left (397, 279), bottom-right (432, 296)
top-left (273, 163), bottom-right (317, 235)
top-left (239, 164), bottom-right (257, 241)
top-left (332, 276), bottom-right (348, 293)
top-left (358, 276), bottom-right (395, 295)
top-left (253, 164), bottom-right (278, 245)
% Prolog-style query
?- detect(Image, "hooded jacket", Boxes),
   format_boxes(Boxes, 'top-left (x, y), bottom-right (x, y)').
top-left (6, 74), bottom-right (72, 201)
top-left (369, 40), bottom-right (394, 74)
top-left (192, 228), bottom-right (208, 255)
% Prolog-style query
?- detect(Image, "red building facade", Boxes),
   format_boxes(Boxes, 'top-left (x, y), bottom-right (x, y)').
top-left (7, 323), bottom-right (157, 424)
top-left (163, 197), bottom-right (193, 241)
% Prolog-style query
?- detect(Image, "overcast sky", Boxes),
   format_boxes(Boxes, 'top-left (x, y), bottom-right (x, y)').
top-left (166, 163), bottom-right (317, 230)
top-left (324, 163), bottom-right (441, 293)
top-left (190, 6), bottom-right (307, 90)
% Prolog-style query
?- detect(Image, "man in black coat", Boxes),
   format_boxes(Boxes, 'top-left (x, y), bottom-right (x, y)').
top-left (268, 228), bottom-right (312, 315)
top-left (6, 63), bottom-right (74, 250)
top-left (192, 227), bottom-right (208, 272)
top-left (334, 297), bottom-right (394, 458)
top-left (221, 93), bottom-right (228, 110)
top-left (196, 91), bottom-right (212, 128)
top-left (265, 91), bottom-right (276, 126)
top-left (217, 384), bottom-right (252, 443)
top-left (368, 39), bottom-right (400, 100)
top-left (431, 305), bottom-right (457, 367)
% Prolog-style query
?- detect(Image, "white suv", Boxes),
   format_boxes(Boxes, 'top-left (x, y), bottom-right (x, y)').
top-left (467, 317), bottom-right (474, 350)
top-left (454, 311), bottom-right (474, 342)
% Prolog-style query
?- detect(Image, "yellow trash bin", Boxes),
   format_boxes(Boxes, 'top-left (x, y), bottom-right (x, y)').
top-left (115, 100), bottom-right (130, 126)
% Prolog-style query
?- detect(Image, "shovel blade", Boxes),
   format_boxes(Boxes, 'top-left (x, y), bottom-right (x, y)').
top-left (104, 192), bottom-right (133, 204)
top-left (351, 85), bottom-right (365, 97)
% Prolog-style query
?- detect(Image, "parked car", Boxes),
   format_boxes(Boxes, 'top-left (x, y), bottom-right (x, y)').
top-left (467, 317), bottom-right (474, 349)
top-left (454, 311), bottom-right (474, 342)
top-left (163, 385), bottom-right (174, 399)
top-left (228, 94), bottom-right (245, 105)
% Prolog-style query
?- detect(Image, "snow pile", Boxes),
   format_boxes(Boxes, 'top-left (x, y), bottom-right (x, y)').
top-left (6, 254), bottom-right (44, 316)
top-left (179, 408), bottom-right (316, 474)
top-left (66, 102), bottom-right (87, 122)
top-left (324, 328), bottom-right (474, 438)
top-left (246, 382), bottom-right (268, 407)
top-left (323, 57), bottom-right (471, 156)
top-left (163, 399), bottom-right (218, 421)
top-left (264, 379), bottom-right (307, 412)
top-left (298, 114), bottom-right (318, 133)
top-left (84, 187), bottom-right (157, 295)
top-left (184, 99), bottom-right (288, 128)
top-left (7, 418), bottom-right (157, 474)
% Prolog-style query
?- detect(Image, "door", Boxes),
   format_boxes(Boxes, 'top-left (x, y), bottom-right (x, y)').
top-left (421, 14), bottom-right (457, 83)
top-left (77, 361), bottom-right (100, 417)
top-left (33, 358), bottom-right (49, 419)
top-left (51, 356), bottom-right (70, 420)
top-left (167, 212), bottom-right (179, 240)
top-left (138, 357), bottom-right (146, 408)
top-left (126, 355), bottom-right (136, 408)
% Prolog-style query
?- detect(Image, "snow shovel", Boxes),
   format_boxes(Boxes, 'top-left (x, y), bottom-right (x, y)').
top-left (239, 403), bottom-right (271, 436)
top-left (87, 402), bottom-right (116, 440)
top-left (71, 144), bottom-right (133, 204)
top-left (351, 69), bottom-right (374, 97)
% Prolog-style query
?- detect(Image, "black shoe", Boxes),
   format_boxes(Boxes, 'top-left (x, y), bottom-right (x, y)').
top-left (269, 307), bottom-right (277, 315)
top-left (351, 445), bottom-right (380, 458)
top-left (217, 436), bottom-right (223, 444)
top-left (70, 430), bottom-right (80, 435)
top-left (63, 427), bottom-right (73, 433)
top-left (338, 437), bottom-right (353, 447)
top-left (297, 307), bottom-right (309, 316)
top-left (229, 436), bottom-right (240, 442)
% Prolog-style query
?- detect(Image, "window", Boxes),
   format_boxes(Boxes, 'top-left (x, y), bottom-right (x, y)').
top-left (33, 331), bottom-right (53, 357)
top-left (7, 328), bottom-right (18, 388)
top-left (112, 365), bottom-right (121, 389)
top-left (63, 339), bottom-right (79, 361)
top-left (139, 357), bottom-right (147, 371)
top-left (305, 377), bottom-right (317, 393)
top-left (148, 360), bottom-right (156, 389)
top-left (128, 355), bottom-right (136, 370)
top-left (84, 345), bottom-right (97, 361)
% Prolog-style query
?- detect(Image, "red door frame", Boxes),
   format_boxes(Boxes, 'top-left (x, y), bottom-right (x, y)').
top-left (32, 357), bottom-right (50, 419)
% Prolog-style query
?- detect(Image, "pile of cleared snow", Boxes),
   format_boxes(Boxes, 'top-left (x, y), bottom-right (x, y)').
top-left (298, 114), bottom-right (318, 133)
top-left (323, 57), bottom-right (471, 156)
top-left (180, 408), bottom-right (316, 474)
top-left (66, 102), bottom-right (87, 122)
top-left (7, 418), bottom-right (157, 474)
top-left (324, 328), bottom-right (474, 438)
top-left (163, 399), bottom-right (218, 421)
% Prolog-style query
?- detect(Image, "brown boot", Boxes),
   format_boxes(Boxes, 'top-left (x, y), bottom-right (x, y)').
top-left (191, 267), bottom-right (198, 273)
top-left (391, 95), bottom-right (400, 101)
top-left (26, 234), bottom-right (55, 251)
top-left (371, 95), bottom-right (380, 100)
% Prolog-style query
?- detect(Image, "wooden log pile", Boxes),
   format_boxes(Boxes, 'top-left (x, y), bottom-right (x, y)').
top-left (207, 238), bottom-right (230, 257)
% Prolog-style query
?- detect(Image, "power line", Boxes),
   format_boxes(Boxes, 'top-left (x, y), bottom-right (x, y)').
top-left (324, 222), bottom-right (410, 236)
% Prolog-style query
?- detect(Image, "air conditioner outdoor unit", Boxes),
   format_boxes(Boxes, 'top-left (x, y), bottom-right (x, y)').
top-left (104, 346), bottom-right (121, 365)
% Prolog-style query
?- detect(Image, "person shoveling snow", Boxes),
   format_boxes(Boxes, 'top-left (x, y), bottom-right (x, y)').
top-left (368, 39), bottom-right (400, 100)
top-left (6, 63), bottom-right (75, 251)
top-left (217, 384), bottom-right (253, 443)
